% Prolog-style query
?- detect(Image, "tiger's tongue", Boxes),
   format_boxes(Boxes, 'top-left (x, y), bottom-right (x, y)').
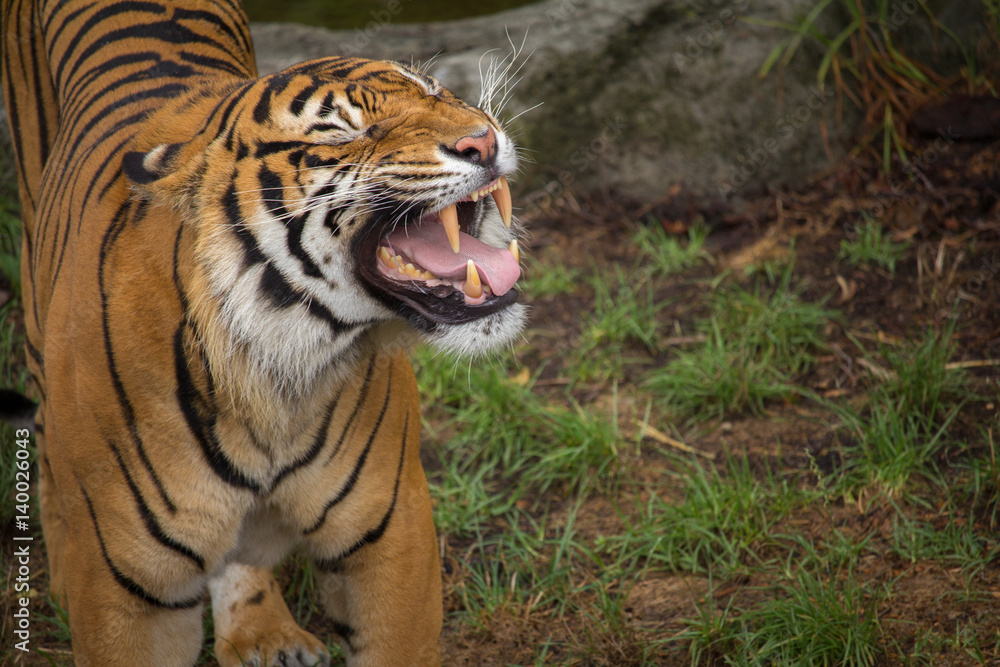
top-left (386, 222), bottom-right (520, 296)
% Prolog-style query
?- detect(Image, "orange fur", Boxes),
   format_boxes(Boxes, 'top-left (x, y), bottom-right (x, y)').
top-left (3, 0), bottom-right (523, 663)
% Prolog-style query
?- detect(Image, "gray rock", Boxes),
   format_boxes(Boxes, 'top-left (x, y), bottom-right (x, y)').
top-left (250, 0), bottom-right (847, 204)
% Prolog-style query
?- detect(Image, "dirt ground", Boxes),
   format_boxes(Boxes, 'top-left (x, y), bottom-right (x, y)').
top-left (430, 132), bottom-right (1000, 665)
top-left (2, 130), bottom-right (999, 666)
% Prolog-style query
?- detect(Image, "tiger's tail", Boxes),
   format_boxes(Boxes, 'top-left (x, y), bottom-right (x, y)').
top-left (0, 389), bottom-right (37, 432)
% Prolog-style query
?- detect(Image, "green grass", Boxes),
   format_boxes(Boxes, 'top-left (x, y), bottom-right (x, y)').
top-left (840, 216), bottom-right (911, 274)
top-left (828, 324), bottom-right (967, 497)
top-left (453, 503), bottom-right (585, 628)
top-left (632, 219), bottom-right (711, 277)
top-left (681, 564), bottom-right (886, 667)
top-left (603, 453), bottom-right (810, 577)
top-left (734, 566), bottom-right (886, 666)
top-left (414, 348), bottom-right (627, 517)
top-left (571, 265), bottom-right (666, 383)
top-left (956, 429), bottom-right (1000, 530)
top-left (751, 0), bottom-right (986, 172)
top-left (521, 256), bottom-right (581, 299)
top-left (2, 180), bottom-right (996, 666)
top-left (1, 124), bottom-right (22, 294)
top-left (646, 261), bottom-right (834, 420)
top-left (0, 128), bottom-right (26, 531)
top-left (890, 511), bottom-right (998, 571)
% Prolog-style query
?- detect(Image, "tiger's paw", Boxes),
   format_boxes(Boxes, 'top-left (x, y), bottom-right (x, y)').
top-left (215, 623), bottom-right (330, 667)
top-left (211, 563), bottom-right (330, 667)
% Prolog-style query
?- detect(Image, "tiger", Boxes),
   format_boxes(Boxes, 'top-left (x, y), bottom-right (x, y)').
top-left (1, 0), bottom-right (526, 663)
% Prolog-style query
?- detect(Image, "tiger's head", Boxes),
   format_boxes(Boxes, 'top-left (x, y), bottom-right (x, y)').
top-left (125, 57), bottom-right (526, 387)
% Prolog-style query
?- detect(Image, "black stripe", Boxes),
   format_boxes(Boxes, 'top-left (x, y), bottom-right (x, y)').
top-left (306, 299), bottom-right (359, 335)
top-left (304, 153), bottom-right (341, 170)
top-left (172, 224), bottom-right (189, 312)
top-left (259, 262), bottom-right (298, 308)
top-left (88, 134), bottom-right (136, 213)
top-left (106, 437), bottom-right (205, 569)
top-left (319, 91), bottom-right (335, 113)
top-left (62, 19), bottom-right (238, 91)
top-left (258, 164), bottom-right (323, 279)
top-left (252, 73), bottom-right (291, 124)
top-left (99, 201), bottom-right (178, 514)
top-left (306, 122), bottom-right (347, 135)
top-left (26, 341), bottom-right (43, 371)
top-left (270, 385), bottom-right (344, 490)
top-left (252, 84), bottom-right (272, 124)
top-left (379, 171), bottom-right (441, 182)
top-left (130, 199), bottom-right (150, 225)
top-left (66, 56), bottom-right (193, 121)
top-left (1, 0), bottom-right (36, 213)
top-left (290, 81), bottom-right (320, 116)
top-left (224, 183), bottom-right (266, 270)
top-left (322, 355), bottom-right (377, 466)
top-left (323, 206), bottom-right (350, 236)
top-left (29, 12), bottom-right (53, 167)
top-left (214, 83), bottom-right (249, 134)
top-left (316, 411), bottom-right (409, 566)
top-left (67, 83), bottom-right (187, 184)
top-left (46, 3), bottom-right (95, 53)
top-left (254, 141), bottom-right (301, 159)
top-left (172, 7), bottom-right (246, 58)
top-left (54, 2), bottom-right (168, 87)
top-left (195, 0), bottom-right (253, 55)
top-left (257, 263), bottom-right (357, 336)
top-left (319, 63), bottom-right (363, 81)
top-left (305, 367), bottom-right (393, 536)
top-left (256, 162), bottom-right (288, 218)
top-left (178, 50), bottom-right (247, 77)
top-left (61, 51), bottom-right (163, 118)
top-left (78, 481), bottom-right (202, 610)
top-left (345, 84), bottom-right (365, 110)
top-left (173, 326), bottom-right (263, 493)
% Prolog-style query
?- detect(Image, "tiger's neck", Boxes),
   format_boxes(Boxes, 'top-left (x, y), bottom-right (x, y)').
top-left (175, 223), bottom-right (394, 436)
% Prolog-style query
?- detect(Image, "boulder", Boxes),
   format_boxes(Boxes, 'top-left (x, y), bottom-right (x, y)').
top-left (250, 0), bottom-right (846, 205)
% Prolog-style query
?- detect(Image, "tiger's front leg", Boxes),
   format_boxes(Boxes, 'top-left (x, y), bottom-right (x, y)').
top-left (300, 374), bottom-right (443, 667)
top-left (59, 486), bottom-right (207, 667)
top-left (209, 563), bottom-right (330, 667)
top-left (311, 471), bottom-right (442, 667)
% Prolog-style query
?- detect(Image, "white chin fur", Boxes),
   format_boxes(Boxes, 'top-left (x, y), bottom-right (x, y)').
top-left (424, 303), bottom-right (527, 358)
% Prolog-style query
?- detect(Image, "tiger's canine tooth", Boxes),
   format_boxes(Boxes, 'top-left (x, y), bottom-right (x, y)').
top-left (509, 239), bottom-right (519, 264)
top-left (440, 203), bottom-right (460, 253)
top-left (464, 260), bottom-right (483, 298)
top-left (492, 176), bottom-right (512, 228)
top-left (471, 191), bottom-right (479, 202)
top-left (378, 246), bottom-right (394, 266)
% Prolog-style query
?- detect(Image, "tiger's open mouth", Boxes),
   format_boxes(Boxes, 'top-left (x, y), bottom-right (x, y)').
top-left (356, 178), bottom-right (521, 327)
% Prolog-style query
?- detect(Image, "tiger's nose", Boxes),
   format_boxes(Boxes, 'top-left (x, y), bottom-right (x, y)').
top-left (453, 127), bottom-right (496, 165)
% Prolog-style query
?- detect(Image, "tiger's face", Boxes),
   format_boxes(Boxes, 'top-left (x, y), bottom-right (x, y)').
top-left (128, 57), bottom-right (525, 384)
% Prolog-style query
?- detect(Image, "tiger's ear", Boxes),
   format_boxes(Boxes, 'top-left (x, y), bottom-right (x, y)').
top-left (122, 143), bottom-right (183, 185)
top-left (123, 142), bottom-right (202, 208)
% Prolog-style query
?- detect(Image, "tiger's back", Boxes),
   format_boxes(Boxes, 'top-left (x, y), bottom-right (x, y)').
top-left (2, 0), bottom-right (526, 664)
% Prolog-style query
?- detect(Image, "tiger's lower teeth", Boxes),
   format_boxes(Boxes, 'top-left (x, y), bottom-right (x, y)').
top-left (378, 247), bottom-right (495, 303)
